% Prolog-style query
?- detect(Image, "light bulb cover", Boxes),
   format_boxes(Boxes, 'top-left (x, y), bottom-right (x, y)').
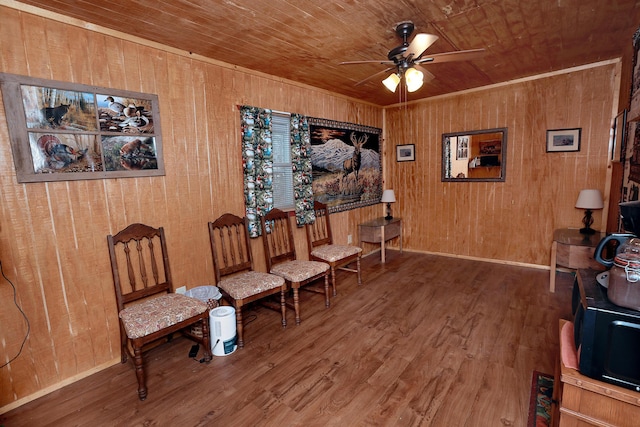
top-left (382, 73), bottom-right (401, 92)
top-left (405, 67), bottom-right (424, 92)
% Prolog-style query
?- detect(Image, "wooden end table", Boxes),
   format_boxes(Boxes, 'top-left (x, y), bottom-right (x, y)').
top-left (549, 228), bottom-right (606, 292)
top-left (359, 217), bottom-right (402, 263)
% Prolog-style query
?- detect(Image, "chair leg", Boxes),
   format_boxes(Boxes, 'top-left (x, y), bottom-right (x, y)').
top-left (235, 303), bottom-right (244, 348)
top-left (200, 316), bottom-right (212, 362)
top-left (330, 265), bottom-right (337, 297)
top-left (280, 288), bottom-right (287, 328)
top-left (357, 255), bottom-right (362, 285)
top-left (323, 273), bottom-right (330, 308)
top-left (120, 324), bottom-right (128, 363)
top-left (132, 344), bottom-right (147, 401)
top-left (293, 286), bottom-right (301, 325)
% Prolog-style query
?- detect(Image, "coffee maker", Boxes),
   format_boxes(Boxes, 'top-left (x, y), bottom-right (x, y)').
top-left (593, 200), bottom-right (640, 310)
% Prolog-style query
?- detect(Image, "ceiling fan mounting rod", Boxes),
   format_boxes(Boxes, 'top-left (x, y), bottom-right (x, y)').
top-left (394, 21), bottom-right (415, 44)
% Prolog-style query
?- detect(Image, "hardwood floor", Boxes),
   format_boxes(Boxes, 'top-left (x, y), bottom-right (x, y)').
top-left (1, 251), bottom-right (574, 426)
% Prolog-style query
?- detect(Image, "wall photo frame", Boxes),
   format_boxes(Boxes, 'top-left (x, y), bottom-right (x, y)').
top-left (546, 128), bottom-right (581, 153)
top-left (0, 72), bottom-right (164, 183)
top-left (396, 144), bottom-right (415, 162)
top-left (308, 117), bottom-right (382, 213)
top-left (629, 27), bottom-right (640, 121)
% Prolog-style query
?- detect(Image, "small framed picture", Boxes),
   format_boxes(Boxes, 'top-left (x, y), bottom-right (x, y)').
top-left (456, 137), bottom-right (468, 160)
top-left (546, 128), bottom-right (581, 152)
top-left (396, 144), bottom-right (415, 162)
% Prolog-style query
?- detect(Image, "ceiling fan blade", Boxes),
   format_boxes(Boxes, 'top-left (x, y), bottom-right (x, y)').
top-left (340, 60), bottom-right (395, 65)
top-left (416, 48), bottom-right (485, 64)
top-left (414, 64), bottom-right (436, 82)
top-left (405, 33), bottom-right (439, 59)
top-left (354, 66), bottom-right (396, 86)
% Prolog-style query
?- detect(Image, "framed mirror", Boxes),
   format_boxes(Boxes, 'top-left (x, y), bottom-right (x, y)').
top-left (442, 127), bottom-right (507, 182)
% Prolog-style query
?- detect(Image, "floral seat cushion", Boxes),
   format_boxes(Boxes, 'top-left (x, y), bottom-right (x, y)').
top-left (311, 244), bottom-right (362, 263)
top-left (119, 293), bottom-right (208, 339)
top-left (218, 271), bottom-right (285, 300)
top-left (270, 260), bottom-right (329, 282)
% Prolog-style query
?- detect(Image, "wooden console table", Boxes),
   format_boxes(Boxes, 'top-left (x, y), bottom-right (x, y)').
top-left (358, 217), bottom-right (402, 263)
top-left (549, 228), bottom-right (605, 292)
top-left (555, 319), bottom-right (640, 426)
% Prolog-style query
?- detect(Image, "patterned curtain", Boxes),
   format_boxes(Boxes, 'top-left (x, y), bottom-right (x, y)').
top-left (240, 106), bottom-right (273, 237)
top-left (290, 113), bottom-right (315, 226)
top-left (240, 107), bottom-right (315, 237)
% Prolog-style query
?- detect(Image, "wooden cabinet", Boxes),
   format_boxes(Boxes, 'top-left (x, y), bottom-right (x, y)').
top-left (555, 319), bottom-right (640, 426)
top-left (358, 217), bottom-right (402, 263)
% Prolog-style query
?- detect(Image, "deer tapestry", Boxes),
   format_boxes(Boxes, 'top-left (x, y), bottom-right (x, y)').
top-left (308, 117), bottom-right (382, 213)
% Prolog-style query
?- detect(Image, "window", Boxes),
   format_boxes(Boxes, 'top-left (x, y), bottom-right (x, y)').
top-left (271, 112), bottom-right (294, 210)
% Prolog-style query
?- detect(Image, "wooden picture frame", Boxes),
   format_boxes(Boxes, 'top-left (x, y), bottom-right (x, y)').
top-left (455, 137), bottom-right (468, 160)
top-left (613, 109), bottom-right (627, 161)
top-left (396, 144), bottom-right (415, 162)
top-left (629, 28), bottom-right (640, 121)
top-left (0, 72), bottom-right (164, 183)
top-left (442, 128), bottom-right (507, 182)
top-left (546, 128), bottom-right (581, 153)
top-left (308, 117), bottom-right (382, 213)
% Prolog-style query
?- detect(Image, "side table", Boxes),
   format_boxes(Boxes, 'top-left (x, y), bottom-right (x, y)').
top-left (549, 228), bottom-right (605, 292)
top-left (359, 217), bottom-right (402, 263)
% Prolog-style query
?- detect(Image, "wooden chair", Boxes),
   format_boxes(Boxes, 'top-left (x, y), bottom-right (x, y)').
top-left (208, 213), bottom-right (287, 348)
top-left (107, 223), bottom-right (212, 401)
top-left (306, 201), bottom-right (362, 296)
top-left (260, 208), bottom-right (330, 325)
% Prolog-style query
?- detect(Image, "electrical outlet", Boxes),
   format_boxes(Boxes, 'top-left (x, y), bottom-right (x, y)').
top-left (176, 286), bottom-right (187, 294)
top-left (347, 234), bottom-right (352, 244)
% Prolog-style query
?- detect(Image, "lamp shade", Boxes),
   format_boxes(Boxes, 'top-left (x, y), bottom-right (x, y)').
top-left (382, 73), bottom-right (401, 92)
top-left (380, 189), bottom-right (396, 203)
top-left (405, 67), bottom-right (424, 92)
top-left (575, 189), bottom-right (604, 210)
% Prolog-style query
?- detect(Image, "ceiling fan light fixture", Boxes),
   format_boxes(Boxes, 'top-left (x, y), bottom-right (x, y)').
top-left (405, 67), bottom-right (424, 92)
top-left (382, 73), bottom-right (401, 92)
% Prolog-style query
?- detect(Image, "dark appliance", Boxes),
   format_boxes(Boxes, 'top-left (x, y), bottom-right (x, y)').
top-left (572, 200), bottom-right (640, 392)
top-left (572, 270), bottom-right (640, 392)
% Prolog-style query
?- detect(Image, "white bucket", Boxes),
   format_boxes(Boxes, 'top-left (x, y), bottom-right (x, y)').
top-left (210, 306), bottom-right (237, 356)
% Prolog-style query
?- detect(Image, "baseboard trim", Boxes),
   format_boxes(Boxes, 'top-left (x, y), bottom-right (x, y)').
top-left (361, 247), bottom-right (548, 271)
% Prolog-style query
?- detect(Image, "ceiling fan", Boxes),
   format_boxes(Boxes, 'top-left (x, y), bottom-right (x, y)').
top-left (340, 21), bottom-right (485, 93)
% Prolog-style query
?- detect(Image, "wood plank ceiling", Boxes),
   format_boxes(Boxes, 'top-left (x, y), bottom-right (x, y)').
top-left (12, 0), bottom-right (640, 106)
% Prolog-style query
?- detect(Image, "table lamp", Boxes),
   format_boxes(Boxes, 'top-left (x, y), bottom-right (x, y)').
top-left (381, 189), bottom-right (396, 220)
top-left (575, 189), bottom-right (604, 235)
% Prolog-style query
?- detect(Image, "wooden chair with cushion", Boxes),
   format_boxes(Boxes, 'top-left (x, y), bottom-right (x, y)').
top-left (107, 223), bottom-right (212, 401)
top-left (306, 201), bottom-right (362, 296)
top-left (260, 208), bottom-right (330, 325)
top-left (208, 213), bottom-right (287, 348)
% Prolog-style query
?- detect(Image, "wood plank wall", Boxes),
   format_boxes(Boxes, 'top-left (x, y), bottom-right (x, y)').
top-left (0, 6), bottom-right (381, 410)
top-left (384, 63), bottom-right (618, 266)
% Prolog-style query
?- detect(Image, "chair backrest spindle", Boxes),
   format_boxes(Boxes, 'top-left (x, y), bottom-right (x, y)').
top-left (136, 240), bottom-right (149, 288)
top-left (123, 242), bottom-right (137, 291)
top-left (148, 238), bottom-right (160, 286)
